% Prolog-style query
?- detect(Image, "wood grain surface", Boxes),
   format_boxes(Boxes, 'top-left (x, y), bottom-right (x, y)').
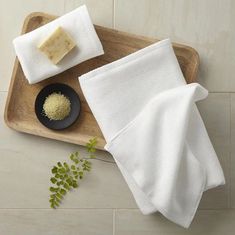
top-left (4, 12), bottom-right (199, 150)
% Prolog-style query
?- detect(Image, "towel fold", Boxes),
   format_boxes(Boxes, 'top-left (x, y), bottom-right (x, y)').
top-left (13, 5), bottom-right (104, 84)
top-left (79, 39), bottom-right (225, 228)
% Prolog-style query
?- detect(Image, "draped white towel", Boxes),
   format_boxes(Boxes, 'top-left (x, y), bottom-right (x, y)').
top-left (79, 39), bottom-right (225, 228)
top-left (13, 5), bottom-right (104, 84)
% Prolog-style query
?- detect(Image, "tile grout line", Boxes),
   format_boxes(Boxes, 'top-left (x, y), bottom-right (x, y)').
top-left (0, 208), bottom-right (233, 211)
top-left (209, 91), bottom-right (235, 93)
top-left (113, 0), bottom-right (116, 29)
top-left (0, 208), bottom-right (232, 210)
top-left (0, 208), bottom-right (124, 210)
top-left (113, 209), bottom-right (116, 235)
top-left (63, 0), bottom-right (67, 14)
top-left (229, 93), bottom-right (232, 208)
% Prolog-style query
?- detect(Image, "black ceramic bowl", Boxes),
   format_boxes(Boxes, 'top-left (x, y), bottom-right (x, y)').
top-left (35, 83), bottom-right (81, 130)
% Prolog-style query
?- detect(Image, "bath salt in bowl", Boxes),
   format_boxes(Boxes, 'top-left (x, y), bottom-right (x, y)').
top-left (35, 83), bottom-right (81, 130)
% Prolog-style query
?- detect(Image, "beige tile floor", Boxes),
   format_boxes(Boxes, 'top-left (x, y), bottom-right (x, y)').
top-left (0, 0), bottom-right (234, 234)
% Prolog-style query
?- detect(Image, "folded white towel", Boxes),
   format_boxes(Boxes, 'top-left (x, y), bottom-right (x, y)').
top-left (79, 39), bottom-right (225, 228)
top-left (13, 5), bottom-right (104, 84)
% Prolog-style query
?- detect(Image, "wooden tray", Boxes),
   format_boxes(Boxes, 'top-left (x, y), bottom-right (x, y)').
top-left (4, 12), bottom-right (199, 150)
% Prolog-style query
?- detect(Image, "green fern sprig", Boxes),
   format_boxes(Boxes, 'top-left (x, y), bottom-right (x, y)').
top-left (49, 137), bottom-right (97, 208)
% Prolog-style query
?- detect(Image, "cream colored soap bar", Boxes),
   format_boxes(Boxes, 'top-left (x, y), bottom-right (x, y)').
top-left (38, 27), bottom-right (76, 64)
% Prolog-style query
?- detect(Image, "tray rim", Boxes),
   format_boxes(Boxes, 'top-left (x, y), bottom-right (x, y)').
top-left (4, 12), bottom-right (200, 150)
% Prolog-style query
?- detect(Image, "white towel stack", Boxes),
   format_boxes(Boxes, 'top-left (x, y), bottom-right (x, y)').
top-left (79, 39), bottom-right (225, 228)
top-left (13, 5), bottom-right (104, 84)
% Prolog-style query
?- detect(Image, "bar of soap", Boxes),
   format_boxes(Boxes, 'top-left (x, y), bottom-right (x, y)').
top-left (38, 27), bottom-right (76, 64)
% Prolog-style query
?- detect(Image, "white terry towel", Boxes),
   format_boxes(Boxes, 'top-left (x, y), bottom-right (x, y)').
top-left (13, 5), bottom-right (104, 84)
top-left (79, 39), bottom-right (225, 228)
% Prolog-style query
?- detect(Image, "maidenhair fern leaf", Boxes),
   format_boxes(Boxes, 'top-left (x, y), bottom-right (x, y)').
top-left (49, 137), bottom-right (98, 209)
